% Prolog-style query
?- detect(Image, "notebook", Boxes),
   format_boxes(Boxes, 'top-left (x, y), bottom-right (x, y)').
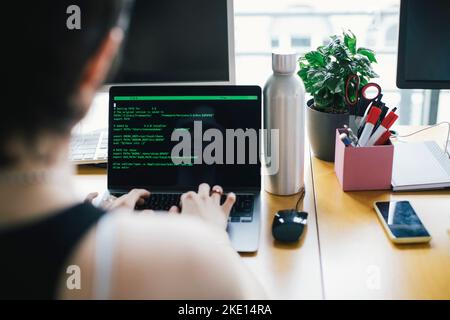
top-left (392, 141), bottom-right (450, 191)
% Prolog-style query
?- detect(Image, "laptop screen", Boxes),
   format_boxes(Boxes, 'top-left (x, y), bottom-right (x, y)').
top-left (108, 86), bottom-right (261, 191)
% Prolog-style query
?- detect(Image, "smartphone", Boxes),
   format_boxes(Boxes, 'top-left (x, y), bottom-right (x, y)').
top-left (373, 201), bottom-right (431, 244)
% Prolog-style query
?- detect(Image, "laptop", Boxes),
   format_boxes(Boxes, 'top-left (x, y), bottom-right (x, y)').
top-left (106, 85), bottom-right (262, 252)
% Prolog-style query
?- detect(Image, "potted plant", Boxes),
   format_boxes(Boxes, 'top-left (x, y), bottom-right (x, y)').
top-left (298, 31), bottom-right (378, 161)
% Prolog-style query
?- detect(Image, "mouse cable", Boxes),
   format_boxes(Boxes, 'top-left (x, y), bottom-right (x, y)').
top-left (391, 121), bottom-right (450, 158)
top-left (295, 187), bottom-right (306, 212)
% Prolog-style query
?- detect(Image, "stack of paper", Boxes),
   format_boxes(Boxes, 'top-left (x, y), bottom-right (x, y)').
top-left (392, 141), bottom-right (450, 191)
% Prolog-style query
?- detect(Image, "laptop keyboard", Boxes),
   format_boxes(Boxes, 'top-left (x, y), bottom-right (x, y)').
top-left (114, 193), bottom-right (254, 222)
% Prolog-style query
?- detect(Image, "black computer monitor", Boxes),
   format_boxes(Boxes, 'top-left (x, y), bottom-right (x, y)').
top-left (109, 0), bottom-right (235, 85)
top-left (397, 0), bottom-right (450, 89)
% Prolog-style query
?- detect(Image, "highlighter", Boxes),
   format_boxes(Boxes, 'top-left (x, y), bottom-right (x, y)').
top-left (374, 130), bottom-right (392, 146)
top-left (366, 108), bottom-right (398, 147)
top-left (358, 107), bottom-right (381, 147)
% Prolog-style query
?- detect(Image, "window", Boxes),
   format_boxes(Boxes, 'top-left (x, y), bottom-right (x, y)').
top-left (385, 24), bottom-right (397, 48)
top-left (271, 38), bottom-right (279, 48)
top-left (234, 0), bottom-right (446, 125)
top-left (291, 36), bottom-right (311, 48)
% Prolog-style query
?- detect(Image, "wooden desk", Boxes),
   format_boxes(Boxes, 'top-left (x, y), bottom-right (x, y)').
top-left (312, 125), bottom-right (450, 299)
top-left (241, 156), bottom-right (323, 299)
top-left (73, 126), bottom-right (449, 299)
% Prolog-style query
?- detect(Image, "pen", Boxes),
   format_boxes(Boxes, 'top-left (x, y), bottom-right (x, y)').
top-left (340, 133), bottom-right (354, 147)
top-left (356, 105), bottom-right (370, 138)
top-left (343, 125), bottom-right (360, 146)
top-left (355, 101), bottom-right (370, 128)
top-left (357, 103), bottom-right (375, 137)
top-left (358, 106), bottom-right (382, 147)
top-left (366, 108), bottom-right (398, 147)
top-left (356, 94), bottom-right (383, 128)
top-left (373, 103), bottom-right (388, 132)
top-left (374, 130), bottom-right (392, 146)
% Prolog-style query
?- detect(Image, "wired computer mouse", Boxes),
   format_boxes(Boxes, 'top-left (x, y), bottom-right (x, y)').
top-left (272, 209), bottom-right (308, 243)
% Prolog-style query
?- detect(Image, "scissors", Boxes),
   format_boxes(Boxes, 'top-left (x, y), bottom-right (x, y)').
top-left (345, 74), bottom-right (382, 116)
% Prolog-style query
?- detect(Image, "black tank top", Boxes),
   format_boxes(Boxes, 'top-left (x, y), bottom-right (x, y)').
top-left (0, 203), bottom-right (106, 300)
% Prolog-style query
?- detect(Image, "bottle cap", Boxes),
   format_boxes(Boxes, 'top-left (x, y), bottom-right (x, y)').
top-left (272, 51), bottom-right (297, 74)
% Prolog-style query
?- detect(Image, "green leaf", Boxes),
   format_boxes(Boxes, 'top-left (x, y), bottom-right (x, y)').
top-left (317, 45), bottom-right (327, 55)
top-left (344, 30), bottom-right (357, 54)
top-left (314, 88), bottom-right (333, 108)
top-left (357, 47), bottom-right (377, 63)
top-left (325, 77), bottom-right (338, 92)
top-left (359, 76), bottom-right (369, 87)
top-left (304, 51), bottom-right (325, 67)
top-left (334, 78), bottom-right (345, 93)
top-left (297, 68), bottom-right (308, 82)
top-left (299, 60), bottom-right (308, 69)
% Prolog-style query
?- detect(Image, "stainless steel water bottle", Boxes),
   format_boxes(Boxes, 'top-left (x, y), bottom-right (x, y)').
top-left (263, 51), bottom-right (305, 195)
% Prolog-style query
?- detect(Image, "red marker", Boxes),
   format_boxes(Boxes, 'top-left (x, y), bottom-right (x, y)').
top-left (358, 107), bottom-right (382, 147)
top-left (375, 130), bottom-right (392, 146)
top-left (366, 108), bottom-right (398, 146)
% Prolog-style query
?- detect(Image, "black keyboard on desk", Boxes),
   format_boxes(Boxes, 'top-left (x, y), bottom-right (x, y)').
top-left (129, 193), bottom-right (254, 222)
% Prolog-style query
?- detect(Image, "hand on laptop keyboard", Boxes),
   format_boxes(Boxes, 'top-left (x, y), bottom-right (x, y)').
top-left (87, 189), bottom-right (151, 211)
top-left (176, 184), bottom-right (236, 230)
top-left (125, 184), bottom-right (236, 230)
top-left (96, 184), bottom-right (252, 229)
top-left (134, 191), bottom-right (254, 223)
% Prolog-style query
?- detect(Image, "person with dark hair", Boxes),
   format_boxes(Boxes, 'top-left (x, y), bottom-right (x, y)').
top-left (0, 1), bottom-right (265, 299)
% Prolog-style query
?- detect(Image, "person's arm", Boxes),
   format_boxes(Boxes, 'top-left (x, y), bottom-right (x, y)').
top-left (109, 212), bottom-right (266, 299)
top-left (65, 184), bottom-right (266, 299)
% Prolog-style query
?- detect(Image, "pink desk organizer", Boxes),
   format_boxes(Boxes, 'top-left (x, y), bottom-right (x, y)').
top-left (334, 129), bottom-right (393, 191)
